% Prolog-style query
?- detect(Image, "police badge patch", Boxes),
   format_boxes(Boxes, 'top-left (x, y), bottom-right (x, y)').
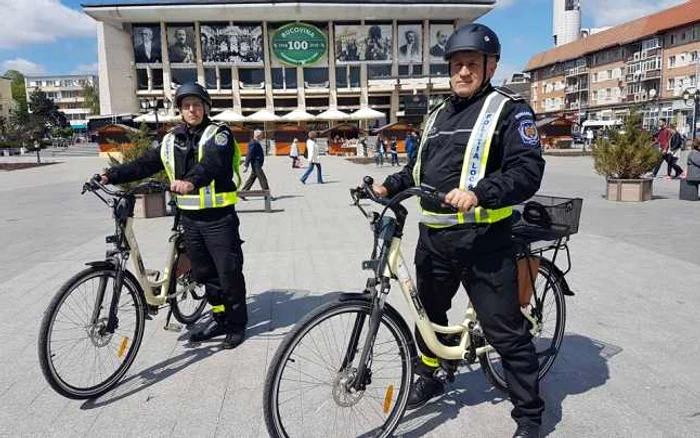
top-left (518, 120), bottom-right (539, 146)
top-left (215, 132), bottom-right (229, 147)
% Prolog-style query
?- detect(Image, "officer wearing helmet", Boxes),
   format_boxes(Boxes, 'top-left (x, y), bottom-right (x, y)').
top-left (98, 82), bottom-right (248, 349)
top-left (371, 24), bottom-right (545, 438)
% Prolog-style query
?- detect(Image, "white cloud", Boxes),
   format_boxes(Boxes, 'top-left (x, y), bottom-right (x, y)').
top-left (584, 0), bottom-right (687, 27)
top-left (494, 61), bottom-right (520, 85)
top-left (71, 62), bottom-right (98, 75)
top-left (0, 0), bottom-right (96, 49)
top-left (494, 0), bottom-right (516, 8)
top-left (1, 58), bottom-right (47, 75)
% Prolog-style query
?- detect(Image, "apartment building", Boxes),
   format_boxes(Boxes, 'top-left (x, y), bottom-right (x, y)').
top-left (526, 0), bottom-right (700, 132)
top-left (24, 74), bottom-right (98, 131)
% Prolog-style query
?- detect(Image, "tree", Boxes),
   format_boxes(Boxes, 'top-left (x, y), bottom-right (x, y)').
top-left (83, 84), bottom-right (100, 116)
top-left (28, 88), bottom-right (70, 131)
top-left (3, 69), bottom-right (27, 106)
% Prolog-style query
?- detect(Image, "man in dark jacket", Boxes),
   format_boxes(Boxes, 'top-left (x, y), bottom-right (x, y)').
top-left (241, 129), bottom-right (271, 193)
top-left (371, 24), bottom-right (545, 438)
top-left (98, 82), bottom-right (247, 349)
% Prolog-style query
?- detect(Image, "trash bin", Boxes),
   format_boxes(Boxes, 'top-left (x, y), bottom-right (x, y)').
top-left (679, 179), bottom-right (699, 201)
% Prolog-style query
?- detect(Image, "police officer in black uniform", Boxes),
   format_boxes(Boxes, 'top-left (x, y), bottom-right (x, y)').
top-left (372, 24), bottom-right (545, 438)
top-left (98, 82), bottom-right (247, 349)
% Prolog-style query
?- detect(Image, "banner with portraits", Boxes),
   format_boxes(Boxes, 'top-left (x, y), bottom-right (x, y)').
top-left (397, 24), bottom-right (422, 64)
top-left (132, 24), bottom-right (162, 64)
top-left (167, 25), bottom-right (198, 64)
top-left (334, 24), bottom-right (392, 64)
top-left (200, 23), bottom-right (264, 64)
top-left (429, 24), bottom-right (454, 63)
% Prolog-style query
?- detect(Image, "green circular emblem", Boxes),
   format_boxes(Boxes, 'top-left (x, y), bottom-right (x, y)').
top-left (271, 22), bottom-right (327, 66)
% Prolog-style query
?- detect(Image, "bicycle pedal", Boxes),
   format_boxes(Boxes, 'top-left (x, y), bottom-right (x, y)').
top-left (164, 322), bottom-right (182, 332)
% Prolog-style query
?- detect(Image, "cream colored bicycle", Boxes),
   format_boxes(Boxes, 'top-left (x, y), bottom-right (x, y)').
top-left (38, 176), bottom-right (206, 399)
top-left (263, 176), bottom-right (581, 438)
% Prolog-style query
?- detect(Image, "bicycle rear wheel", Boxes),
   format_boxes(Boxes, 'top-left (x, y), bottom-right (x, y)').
top-left (480, 257), bottom-right (566, 392)
top-left (38, 266), bottom-right (146, 399)
top-left (264, 298), bottom-right (415, 438)
top-left (168, 250), bottom-right (207, 325)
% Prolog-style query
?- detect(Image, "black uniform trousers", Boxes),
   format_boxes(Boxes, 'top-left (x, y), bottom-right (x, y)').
top-left (181, 210), bottom-right (248, 331)
top-left (414, 222), bottom-right (544, 426)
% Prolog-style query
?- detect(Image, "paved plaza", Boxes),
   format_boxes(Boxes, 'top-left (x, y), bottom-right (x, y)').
top-left (0, 153), bottom-right (699, 437)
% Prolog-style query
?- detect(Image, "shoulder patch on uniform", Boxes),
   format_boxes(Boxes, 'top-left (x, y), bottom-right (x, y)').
top-left (215, 131), bottom-right (229, 147)
top-left (518, 120), bottom-right (540, 146)
top-left (495, 86), bottom-right (524, 101)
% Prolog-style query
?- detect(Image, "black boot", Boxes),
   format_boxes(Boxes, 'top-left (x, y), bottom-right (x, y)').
top-left (189, 320), bottom-right (227, 342)
top-left (222, 328), bottom-right (246, 349)
top-left (406, 375), bottom-right (445, 410)
top-left (513, 423), bottom-right (540, 438)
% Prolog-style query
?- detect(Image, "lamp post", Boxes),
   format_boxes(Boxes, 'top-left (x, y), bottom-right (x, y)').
top-left (683, 88), bottom-right (700, 141)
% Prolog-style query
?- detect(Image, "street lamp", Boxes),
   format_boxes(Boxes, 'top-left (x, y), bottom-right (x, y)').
top-left (683, 88), bottom-right (700, 141)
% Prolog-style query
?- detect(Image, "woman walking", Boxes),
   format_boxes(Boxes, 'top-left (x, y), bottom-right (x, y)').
top-left (300, 131), bottom-right (324, 184)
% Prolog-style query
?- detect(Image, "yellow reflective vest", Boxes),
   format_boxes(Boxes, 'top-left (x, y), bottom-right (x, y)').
top-left (412, 91), bottom-right (513, 227)
top-left (160, 123), bottom-right (242, 210)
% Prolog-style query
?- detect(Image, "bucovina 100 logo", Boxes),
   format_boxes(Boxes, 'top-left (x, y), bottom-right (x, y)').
top-left (271, 22), bottom-right (327, 66)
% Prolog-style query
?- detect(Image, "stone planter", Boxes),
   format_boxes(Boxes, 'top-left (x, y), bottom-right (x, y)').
top-left (605, 178), bottom-right (653, 202)
top-left (133, 192), bottom-right (166, 218)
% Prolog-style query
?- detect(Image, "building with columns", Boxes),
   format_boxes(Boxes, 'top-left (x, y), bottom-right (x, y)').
top-left (83, 0), bottom-right (495, 126)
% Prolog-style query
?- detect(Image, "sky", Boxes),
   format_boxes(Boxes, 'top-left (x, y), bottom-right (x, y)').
top-left (0, 0), bottom-right (689, 80)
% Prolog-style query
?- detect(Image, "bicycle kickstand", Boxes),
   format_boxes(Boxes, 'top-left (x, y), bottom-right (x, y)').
top-left (163, 308), bottom-right (183, 332)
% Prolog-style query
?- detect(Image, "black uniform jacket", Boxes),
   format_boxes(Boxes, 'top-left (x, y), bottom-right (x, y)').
top-left (106, 117), bottom-right (237, 220)
top-left (383, 84), bottom-right (545, 215)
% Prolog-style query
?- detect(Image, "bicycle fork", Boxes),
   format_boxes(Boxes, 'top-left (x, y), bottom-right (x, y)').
top-left (104, 256), bottom-right (128, 333)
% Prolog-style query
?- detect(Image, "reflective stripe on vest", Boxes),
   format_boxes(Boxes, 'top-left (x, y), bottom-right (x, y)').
top-left (412, 91), bottom-right (513, 227)
top-left (160, 123), bottom-right (239, 210)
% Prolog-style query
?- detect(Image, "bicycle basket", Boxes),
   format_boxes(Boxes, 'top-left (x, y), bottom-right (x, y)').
top-left (512, 195), bottom-right (583, 241)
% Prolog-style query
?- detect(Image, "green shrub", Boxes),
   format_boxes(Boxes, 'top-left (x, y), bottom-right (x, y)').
top-left (107, 123), bottom-right (168, 191)
top-left (592, 112), bottom-right (660, 179)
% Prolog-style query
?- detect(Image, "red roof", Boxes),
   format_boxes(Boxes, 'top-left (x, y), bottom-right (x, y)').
top-left (525, 0), bottom-right (700, 72)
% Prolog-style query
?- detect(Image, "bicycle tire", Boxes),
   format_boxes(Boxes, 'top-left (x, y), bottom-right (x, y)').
top-left (480, 257), bottom-right (566, 392)
top-left (168, 250), bottom-right (207, 325)
top-left (38, 266), bottom-right (146, 399)
top-left (263, 297), bottom-right (416, 438)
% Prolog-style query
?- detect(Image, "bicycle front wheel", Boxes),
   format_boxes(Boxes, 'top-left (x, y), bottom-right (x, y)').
top-left (480, 257), bottom-right (566, 392)
top-left (264, 298), bottom-right (415, 438)
top-left (38, 266), bottom-right (146, 399)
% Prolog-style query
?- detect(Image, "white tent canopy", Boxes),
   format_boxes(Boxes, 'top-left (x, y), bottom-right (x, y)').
top-left (281, 108), bottom-right (316, 122)
top-left (134, 111), bottom-right (180, 123)
top-left (212, 109), bottom-right (246, 123)
top-left (245, 109), bottom-right (280, 122)
top-left (349, 107), bottom-right (385, 121)
top-left (316, 108), bottom-right (350, 121)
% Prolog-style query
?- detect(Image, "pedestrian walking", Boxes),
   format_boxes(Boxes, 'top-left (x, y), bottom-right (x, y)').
top-left (652, 119), bottom-right (672, 177)
top-left (300, 131), bottom-right (324, 184)
top-left (374, 134), bottom-right (385, 166)
top-left (667, 123), bottom-right (684, 178)
top-left (241, 129), bottom-right (271, 193)
top-left (389, 136), bottom-right (399, 166)
top-left (290, 137), bottom-right (300, 168)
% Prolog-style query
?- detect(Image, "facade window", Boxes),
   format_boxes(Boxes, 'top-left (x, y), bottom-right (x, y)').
top-left (136, 69), bottom-right (148, 90)
top-left (349, 66), bottom-right (360, 87)
top-left (239, 68), bottom-right (265, 88)
top-left (367, 64), bottom-right (392, 79)
top-left (691, 51), bottom-right (698, 63)
top-left (271, 68), bottom-right (297, 90)
top-left (205, 68), bottom-right (217, 89)
top-left (399, 64), bottom-right (422, 77)
top-left (667, 78), bottom-right (675, 90)
top-left (152, 68), bottom-right (164, 89)
top-left (219, 68), bottom-right (232, 89)
top-left (303, 68), bottom-right (329, 88)
top-left (335, 67), bottom-right (348, 88)
top-left (669, 56), bottom-right (676, 68)
top-left (430, 64), bottom-right (449, 76)
top-left (691, 75), bottom-right (697, 87)
top-left (171, 68), bottom-right (197, 87)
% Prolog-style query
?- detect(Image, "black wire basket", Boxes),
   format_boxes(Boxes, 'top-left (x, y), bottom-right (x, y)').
top-left (512, 195), bottom-right (583, 243)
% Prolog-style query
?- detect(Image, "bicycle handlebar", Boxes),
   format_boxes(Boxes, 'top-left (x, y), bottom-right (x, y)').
top-left (82, 174), bottom-right (171, 198)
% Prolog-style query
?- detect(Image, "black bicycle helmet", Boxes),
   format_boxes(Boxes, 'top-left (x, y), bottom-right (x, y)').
top-left (174, 82), bottom-right (212, 108)
top-left (444, 23), bottom-right (501, 61)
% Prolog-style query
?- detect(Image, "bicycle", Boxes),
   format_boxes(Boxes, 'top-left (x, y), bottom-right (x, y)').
top-left (263, 177), bottom-right (581, 438)
top-left (38, 176), bottom-right (207, 399)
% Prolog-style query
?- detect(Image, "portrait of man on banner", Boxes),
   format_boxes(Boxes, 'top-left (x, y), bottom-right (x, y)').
top-left (429, 24), bottom-right (454, 62)
top-left (133, 25), bottom-right (162, 64)
top-left (364, 24), bottom-right (392, 62)
top-left (398, 24), bottom-right (422, 64)
top-left (335, 25), bottom-right (361, 63)
top-left (167, 25), bottom-right (197, 63)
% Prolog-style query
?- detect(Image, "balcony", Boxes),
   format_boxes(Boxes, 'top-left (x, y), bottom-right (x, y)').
top-left (565, 66), bottom-right (588, 77)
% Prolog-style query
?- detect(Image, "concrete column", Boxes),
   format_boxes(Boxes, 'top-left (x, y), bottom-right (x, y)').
top-left (161, 22), bottom-right (173, 101)
top-left (232, 67), bottom-right (242, 111)
top-left (391, 20), bottom-right (398, 78)
top-left (262, 22), bottom-right (274, 110)
top-left (423, 19), bottom-right (430, 75)
top-left (390, 88), bottom-right (399, 123)
top-left (195, 22), bottom-right (205, 85)
top-left (297, 67), bottom-right (306, 109)
top-left (328, 21), bottom-right (337, 108)
top-left (360, 20), bottom-right (368, 108)
top-left (97, 21), bottom-right (138, 115)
